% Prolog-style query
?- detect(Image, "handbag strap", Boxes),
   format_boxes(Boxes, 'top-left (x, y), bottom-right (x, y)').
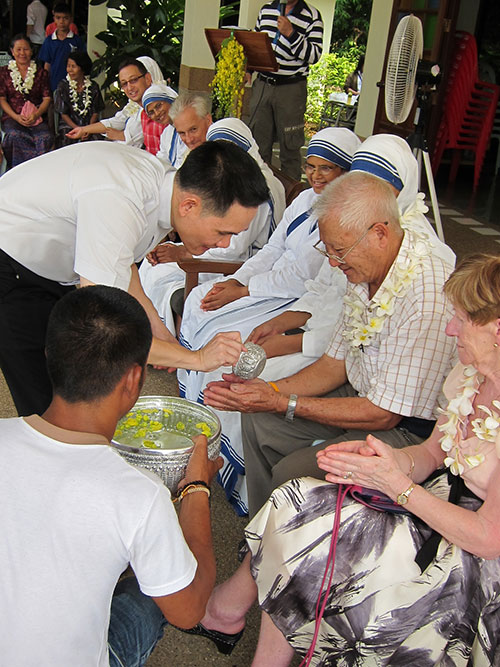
top-left (299, 483), bottom-right (351, 667)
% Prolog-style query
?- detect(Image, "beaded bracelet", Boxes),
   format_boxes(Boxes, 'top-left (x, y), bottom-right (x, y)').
top-left (173, 480), bottom-right (211, 503)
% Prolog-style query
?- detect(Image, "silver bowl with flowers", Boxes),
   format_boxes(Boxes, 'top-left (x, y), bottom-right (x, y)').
top-left (111, 396), bottom-right (221, 492)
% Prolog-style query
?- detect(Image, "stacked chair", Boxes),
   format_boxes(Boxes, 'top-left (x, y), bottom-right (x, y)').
top-left (432, 31), bottom-right (499, 191)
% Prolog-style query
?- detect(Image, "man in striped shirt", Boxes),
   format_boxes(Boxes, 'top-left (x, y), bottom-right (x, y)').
top-left (249, 0), bottom-right (323, 180)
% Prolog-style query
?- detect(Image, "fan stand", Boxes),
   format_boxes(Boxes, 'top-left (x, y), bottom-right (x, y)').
top-left (406, 88), bottom-right (445, 242)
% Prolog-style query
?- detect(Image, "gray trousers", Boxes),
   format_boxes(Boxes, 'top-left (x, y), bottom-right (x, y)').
top-left (242, 384), bottom-right (424, 517)
top-left (248, 76), bottom-right (307, 180)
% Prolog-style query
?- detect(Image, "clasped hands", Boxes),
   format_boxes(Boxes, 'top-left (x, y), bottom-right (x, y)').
top-left (200, 279), bottom-right (249, 311)
top-left (316, 435), bottom-right (411, 500)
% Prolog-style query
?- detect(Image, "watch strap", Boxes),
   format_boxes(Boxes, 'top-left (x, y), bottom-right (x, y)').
top-left (285, 394), bottom-right (298, 422)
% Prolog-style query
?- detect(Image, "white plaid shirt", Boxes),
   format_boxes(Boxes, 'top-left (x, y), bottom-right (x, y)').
top-left (326, 231), bottom-right (456, 419)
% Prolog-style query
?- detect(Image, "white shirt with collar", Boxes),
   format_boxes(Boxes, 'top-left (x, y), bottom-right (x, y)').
top-left (0, 142), bottom-right (173, 290)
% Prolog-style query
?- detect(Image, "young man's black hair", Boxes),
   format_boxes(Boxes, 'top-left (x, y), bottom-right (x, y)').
top-left (175, 140), bottom-right (270, 216)
top-left (46, 285), bottom-right (152, 403)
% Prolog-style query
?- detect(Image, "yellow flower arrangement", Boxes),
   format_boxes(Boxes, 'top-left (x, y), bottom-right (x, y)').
top-left (210, 33), bottom-right (246, 119)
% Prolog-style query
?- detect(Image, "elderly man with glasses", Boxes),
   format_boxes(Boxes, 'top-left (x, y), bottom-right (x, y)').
top-left (204, 170), bottom-right (456, 517)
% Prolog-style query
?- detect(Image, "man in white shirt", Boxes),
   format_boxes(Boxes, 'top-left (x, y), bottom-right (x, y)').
top-left (204, 172), bottom-right (456, 516)
top-left (67, 57), bottom-right (153, 144)
top-left (0, 140), bottom-right (269, 416)
top-left (26, 0), bottom-right (48, 52)
top-left (0, 284), bottom-right (222, 666)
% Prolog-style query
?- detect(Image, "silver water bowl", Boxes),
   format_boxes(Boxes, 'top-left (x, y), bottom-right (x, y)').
top-left (111, 396), bottom-right (221, 492)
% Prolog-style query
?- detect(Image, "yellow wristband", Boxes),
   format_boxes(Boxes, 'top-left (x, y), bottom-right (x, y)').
top-left (181, 486), bottom-right (210, 500)
top-left (268, 381), bottom-right (280, 393)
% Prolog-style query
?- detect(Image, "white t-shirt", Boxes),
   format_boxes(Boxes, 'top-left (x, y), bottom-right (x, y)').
top-left (0, 142), bottom-right (173, 289)
top-left (0, 416), bottom-right (197, 667)
top-left (26, 0), bottom-right (48, 45)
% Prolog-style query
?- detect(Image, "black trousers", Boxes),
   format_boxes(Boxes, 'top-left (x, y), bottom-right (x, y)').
top-left (0, 249), bottom-right (75, 416)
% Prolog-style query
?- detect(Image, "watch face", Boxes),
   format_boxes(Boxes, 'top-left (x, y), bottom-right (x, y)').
top-left (397, 493), bottom-right (408, 505)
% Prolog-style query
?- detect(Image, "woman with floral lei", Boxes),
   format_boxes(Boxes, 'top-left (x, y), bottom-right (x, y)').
top-left (0, 34), bottom-right (52, 169)
top-left (186, 253), bottom-right (500, 665)
top-left (54, 51), bottom-right (104, 148)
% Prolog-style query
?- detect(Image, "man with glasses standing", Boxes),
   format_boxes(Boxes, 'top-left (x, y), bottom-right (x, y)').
top-left (203, 171), bottom-right (456, 517)
top-left (67, 58), bottom-right (155, 145)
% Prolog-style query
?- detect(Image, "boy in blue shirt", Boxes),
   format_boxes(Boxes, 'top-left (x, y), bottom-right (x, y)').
top-left (39, 3), bottom-right (84, 91)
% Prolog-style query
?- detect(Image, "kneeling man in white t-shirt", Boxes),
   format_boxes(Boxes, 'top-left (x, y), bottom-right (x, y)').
top-left (0, 285), bottom-right (222, 667)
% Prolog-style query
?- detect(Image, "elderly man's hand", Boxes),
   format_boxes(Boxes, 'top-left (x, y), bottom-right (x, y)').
top-left (201, 279), bottom-right (249, 311)
top-left (204, 373), bottom-right (284, 413)
top-left (197, 332), bottom-right (245, 372)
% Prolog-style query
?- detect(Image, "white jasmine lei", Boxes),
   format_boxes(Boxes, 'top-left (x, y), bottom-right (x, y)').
top-left (437, 365), bottom-right (493, 475)
top-left (8, 59), bottom-right (37, 95)
top-left (342, 223), bottom-right (431, 352)
top-left (67, 74), bottom-right (92, 116)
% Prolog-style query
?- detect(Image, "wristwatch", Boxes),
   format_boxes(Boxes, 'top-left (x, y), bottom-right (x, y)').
top-left (285, 394), bottom-right (298, 422)
top-left (396, 483), bottom-right (416, 505)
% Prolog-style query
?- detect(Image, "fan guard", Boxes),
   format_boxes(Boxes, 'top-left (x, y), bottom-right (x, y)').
top-left (385, 14), bottom-right (423, 124)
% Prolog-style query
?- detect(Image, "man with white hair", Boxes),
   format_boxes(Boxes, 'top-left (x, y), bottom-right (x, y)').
top-left (158, 92), bottom-right (213, 169)
top-left (204, 171), bottom-right (456, 516)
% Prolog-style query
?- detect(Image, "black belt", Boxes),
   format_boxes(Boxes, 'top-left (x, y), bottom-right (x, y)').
top-left (398, 416), bottom-right (436, 439)
top-left (414, 469), bottom-right (481, 572)
top-left (257, 72), bottom-right (306, 86)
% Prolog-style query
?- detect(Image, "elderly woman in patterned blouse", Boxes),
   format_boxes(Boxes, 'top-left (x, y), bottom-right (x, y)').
top-left (176, 252), bottom-right (500, 666)
top-left (0, 34), bottom-right (52, 169)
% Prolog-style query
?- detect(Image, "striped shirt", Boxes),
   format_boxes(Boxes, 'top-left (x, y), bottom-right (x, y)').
top-left (255, 0), bottom-right (323, 77)
top-left (326, 231), bottom-right (456, 419)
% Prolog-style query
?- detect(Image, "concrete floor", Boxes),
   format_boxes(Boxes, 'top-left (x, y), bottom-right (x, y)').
top-left (1, 166), bottom-right (499, 664)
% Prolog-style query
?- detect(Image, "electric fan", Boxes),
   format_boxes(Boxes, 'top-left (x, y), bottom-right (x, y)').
top-left (383, 14), bottom-right (444, 242)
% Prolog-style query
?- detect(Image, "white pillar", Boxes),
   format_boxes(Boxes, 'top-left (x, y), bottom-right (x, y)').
top-left (180, 0), bottom-right (221, 91)
top-left (86, 1), bottom-right (108, 61)
top-left (238, 0), bottom-right (262, 29)
top-left (312, 0), bottom-right (336, 54)
top-left (355, 0), bottom-right (393, 138)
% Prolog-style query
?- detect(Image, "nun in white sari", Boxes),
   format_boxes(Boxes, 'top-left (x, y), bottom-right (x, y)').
top-left (350, 133), bottom-right (455, 265)
top-left (139, 118), bottom-right (286, 334)
top-left (177, 127), bottom-right (360, 514)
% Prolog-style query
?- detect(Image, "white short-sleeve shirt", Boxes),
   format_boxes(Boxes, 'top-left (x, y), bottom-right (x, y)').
top-left (0, 142), bottom-right (173, 290)
top-left (0, 416), bottom-right (197, 666)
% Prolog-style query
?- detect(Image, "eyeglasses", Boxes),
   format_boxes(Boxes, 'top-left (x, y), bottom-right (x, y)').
top-left (146, 101), bottom-right (167, 119)
top-left (120, 74), bottom-right (146, 90)
top-left (304, 163), bottom-right (338, 175)
top-left (314, 221), bottom-right (388, 264)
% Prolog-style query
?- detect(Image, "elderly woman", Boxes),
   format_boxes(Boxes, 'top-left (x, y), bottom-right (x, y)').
top-left (54, 51), bottom-right (104, 148)
top-left (177, 127), bottom-right (361, 514)
top-left (0, 34), bottom-right (52, 169)
top-left (180, 252), bottom-right (500, 665)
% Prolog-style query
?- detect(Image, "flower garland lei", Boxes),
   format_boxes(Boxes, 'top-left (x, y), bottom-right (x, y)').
top-left (67, 74), bottom-right (92, 117)
top-left (436, 364), bottom-right (497, 475)
top-left (210, 33), bottom-right (246, 119)
top-left (342, 223), bottom-right (431, 351)
top-left (8, 59), bottom-right (37, 95)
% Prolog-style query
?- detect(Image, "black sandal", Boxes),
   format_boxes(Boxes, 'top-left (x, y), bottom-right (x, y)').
top-left (175, 622), bottom-right (244, 655)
